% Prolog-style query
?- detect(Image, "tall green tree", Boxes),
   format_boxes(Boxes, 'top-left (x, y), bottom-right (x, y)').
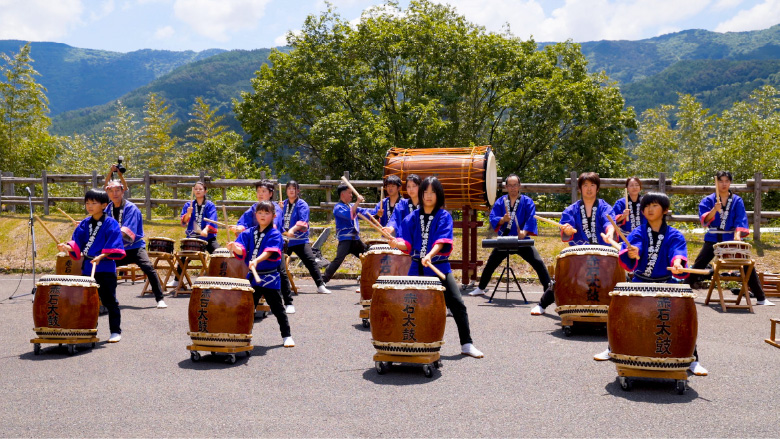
top-left (0, 43), bottom-right (56, 175)
top-left (235, 0), bottom-right (635, 182)
top-left (139, 93), bottom-right (180, 174)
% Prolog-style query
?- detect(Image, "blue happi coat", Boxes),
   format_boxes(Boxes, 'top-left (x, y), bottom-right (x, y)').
top-left (105, 200), bottom-right (145, 251)
top-left (699, 192), bottom-right (749, 243)
top-left (180, 199), bottom-right (218, 240)
top-left (333, 201), bottom-right (373, 241)
top-left (280, 198), bottom-right (310, 246)
top-left (560, 199), bottom-right (615, 246)
top-left (387, 198), bottom-right (418, 235)
top-left (233, 224), bottom-right (283, 289)
top-left (618, 222), bottom-right (689, 282)
top-left (612, 196), bottom-right (645, 235)
top-left (236, 202), bottom-right (284, 233)
top-left (397, 208), bottom-right (454, 277)
top-left (489, 194), bottom-right (538, 237)
top-left (67, 214), bottom-right (126, 275)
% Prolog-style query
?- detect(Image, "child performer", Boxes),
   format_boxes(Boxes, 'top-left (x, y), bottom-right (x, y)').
top-left (170, 181), bottom-right (219, 287)
top-left (560, 172), bottom-right (616, 246)
top-left (371, 175), bottom-right (403, 227)
top-left (389, 176), bottom-right (484, 359)
top-left (58, 189), bottom-right (126, 343)
top-left (593, 192), bottom-right (707, 376)
top-left (322, 184), bottom-right (372, 283)
top-left (227, 201), bottom-right (294, 348)
top-left (383, 174), bottom-right (421, 237)
top-left (612, 176), bottom-right (644, 236)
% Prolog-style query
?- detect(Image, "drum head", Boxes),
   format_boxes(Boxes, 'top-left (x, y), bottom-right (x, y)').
top-left (485, 149), bottom-right (497, 206)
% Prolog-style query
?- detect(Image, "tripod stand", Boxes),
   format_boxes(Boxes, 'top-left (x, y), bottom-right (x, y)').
top-left (488, 249), bottom-right (527, 304)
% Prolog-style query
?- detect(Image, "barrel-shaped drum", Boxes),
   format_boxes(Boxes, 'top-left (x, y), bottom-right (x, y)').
top-left (384, 146), bottom-right (497, 208)
top-left (187, 276), bottom-right (254, 347)
top-left (608, 283), bottom-right (697, 371)
top-left (370, 276), bottom-right (446, 356)
top-left (359, 244), bottom-right (412, 304)
top-left (148, 237), bottom-right (175, 254)
top-left (713, 241), bottom-right (752, 262)
top-left (55, 252), bottom-right (83, 275)
top-left (207, 248), bottom-right (249, 279)
top-left (180, 238), bottom-right (207, 253)
top-left (33, 275), bottom-right (99, 339)
top-left (554, 245), bottom-right (624, 319)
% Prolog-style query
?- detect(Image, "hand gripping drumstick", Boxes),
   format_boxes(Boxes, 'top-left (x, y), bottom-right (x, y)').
top-left (534, 215), bottom-right (565, 229)
top-left (33, 215), bottom-right (60, 245)
top-left (357, 213), bottom-right (395, 240)
top-left (250, 265), bottom-right (261, 283)
top-left (667, 266), bottom-right (711, 275)
top-left (607, 215), bottom-right (631, 247)
top-left (422, 258), bottom-right (446, 281)
top-left (340, 176), bottom-right (363, 200)
top-left (56, 207), bottom-right (79, 226)
top-left (90, 254), bottom-right (107, 278)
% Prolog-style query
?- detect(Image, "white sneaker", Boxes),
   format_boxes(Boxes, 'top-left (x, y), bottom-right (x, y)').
top-left (530, 304), bottom-right (546, 316)
top-left (467, 287), bottom-right (486, 296)
top-left (593, 348), bottom-right (610, 361)
top-left (317, 284), bottom-right (332, 294)
top-left (757, 299), bottom-right (775, 306)
top-left (285, 304), bottom-right (296, 314)
top-left (446, 308), bottom-right (453, 317)
top-left (156, 300), bottom-right (168, 309)
top-left (461, 343), bottom-right (484, 358)
top-left (283, 336), bottom-right (295, 348)
top-left (166, 279), bottom-right (179, 288)
top-left (108, 333), bottom-right (122, 343)
top-left (689, 361), bottom-right (708, 376)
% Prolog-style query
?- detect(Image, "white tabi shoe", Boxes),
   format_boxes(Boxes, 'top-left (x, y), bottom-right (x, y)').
top-left (156, 300), bottom-right (168, 309)
top-left (285, 304), bottom-right (296, 314)
top-left (467, 287), bottom-right (486, 296)
top-left (461, 343), bottom-right (484, 358)
top-left (283, 336), bottom-right (295, 348)
top-left (689, 361), bottom-right (708, 376)
top-left (166, 279), bottom-right (179, 288)
top-left (530, 304), bottom-right (545, 316)
top-left (108, 333), bottom-right (122, 343)
top-left (593, 348), bottom-right (610, 361)
top-left (317, 284), bottom-right (332, 294)
top-left (757, 299), bottom-right (775, 306)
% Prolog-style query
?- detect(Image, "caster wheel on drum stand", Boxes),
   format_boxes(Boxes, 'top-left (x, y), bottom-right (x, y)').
top-left (226, 354), bottom-right (236, 364)
top-left (423, 364), bottom-right (433, 378)
top-left (245, 350), bottom-right (252, 357)
top-left (434, 360), bottom-right (442, 369)
top-left (362, 319), bottom-right (370, 328)
top-left (91, 342), bottom-right (96, 348)
top-left (563, 326), bottom-right (573, 337)
top-left (375, 361), bottom-right (389, 375)
top-left (619, 376), bottom-right (632, 391)
top-left (676, 380), bottom-right (687, 395)
top-left (67, 344), bottom-right (76, 356)
top-left (190, 351), bottom-right (201, 362)
top-left (33, 344), bottom-right (41, 355)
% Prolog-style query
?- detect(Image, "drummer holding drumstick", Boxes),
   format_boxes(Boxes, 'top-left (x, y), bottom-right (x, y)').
top-left (169, 181), bottom-right (219, 287)
top-left (322, 183), bottom-right (372, 284)
top-left (685, 171), bottom-right (773, 306)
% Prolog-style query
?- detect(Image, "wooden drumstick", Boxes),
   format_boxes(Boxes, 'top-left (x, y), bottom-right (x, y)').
top-left (90, 254), bottom-right (107, 278)
top-left (221, 205), bottom-right (231, 240)
top-left (365, 209), bottom-right (386, 231)
top-left (534, 215), bottom-right (565, 229)
top-left (56, 207), bottom-right (79, 226)
top-left (380, 184), bottom-right (384, 202)
top-left (250, 265), bottom-right (261, 283)
top-left (357, 213), bottom-right (394, 240)
top-left (601, 233), bottom-right (621, 250)
top-left (279, 182), bottom-right (284, 206)
top-left (607, 215), bottom-right (631, 247)
top-left (33, 215), bottom-right (60, 245)
top-left (668, 266), bottom-right (711, 275)
top-left (715, 176), bottom-right (721, 205)
top-left (203, 218), bottom-right (227, 227)
top-left (624, 188), bottom-right (629, 214)
top-left (422, 258), bottom-right (446, 281)
top-left (340, 175), bottom-right (363, 200)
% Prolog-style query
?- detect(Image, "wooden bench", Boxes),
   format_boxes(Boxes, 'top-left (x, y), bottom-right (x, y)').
top-left (705, 258), bottom-right (755, 313)
top-left (766, 319), bottom-right (780, 349)
top-left (117, 264), bottom-right (146, 284)
top-left (758, 272), bottom-right (780, 297)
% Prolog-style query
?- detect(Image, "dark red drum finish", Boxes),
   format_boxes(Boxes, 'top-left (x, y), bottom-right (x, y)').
top-left (370, 276), bottom-right (446, 356)
top-left (55, 252), bottom-right (83, 276)
top-left (207, 248), bottom-right (249, 279)
top-left (553, 245), bottom-right (625, 319)
top-left (148, 237), bottom-right (175, 254)
top-left (359, 244), bottom-right (412, 302)
top-left (180, 238), bottom-right (207, 253)
top-left (32, 275), bottom-right (99, 339)
top-left (187, 277), bottom-right (255, 347)
top-left (608, 283), bottom-right (697, 371)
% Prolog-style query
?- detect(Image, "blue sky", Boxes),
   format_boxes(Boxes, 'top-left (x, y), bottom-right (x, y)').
top-left (2, 0), bottom-right (779, 53)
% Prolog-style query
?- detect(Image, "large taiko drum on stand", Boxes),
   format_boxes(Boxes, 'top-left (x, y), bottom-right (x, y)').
top-left (55, 252), bottom-right (83, 275)
top-left (358, 245), bottom-right (412, 327)
top-left (207, 248), bottom-right (249, 279)
top-left (383, 146), bottom-right (497, 208)
top-left (608, 283), bottom-right (698, 372)
top-left (370, 276), bottom-right (446, 356)
top-left (554, 245), bottom-right (625, 332)
top-left (187, 277), bottom-right (254, 347)
top-left (33, 275), bottom-right (99, 339)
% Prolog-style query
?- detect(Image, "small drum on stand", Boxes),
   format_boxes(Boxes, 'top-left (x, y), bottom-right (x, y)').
top-left (384, 145), bottom-right (497, 208)
top-left (31, 275), bottom-right (100, 355)
top-left (187, 276), bottom-right (255, 364)
top-left (55, 252), bottom-right (83, 276)
top-left (608, 283), bottom-right (697, 394)
top-left (713, 241), bottom-right (752, 262)
top-left (553, 245), bottom-right (625, 336)
top-left (180, 238), bottom-right (207, 253)
top-left (358, 244), bottom-right (412, 328)
top-left (147, 237), bottom-right (175, 255)
top-left (370, 276), bottom-right (446, 378)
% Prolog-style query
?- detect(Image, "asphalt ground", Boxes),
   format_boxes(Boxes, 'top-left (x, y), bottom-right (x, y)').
top-left (0, 273), bottom-right (778, 438)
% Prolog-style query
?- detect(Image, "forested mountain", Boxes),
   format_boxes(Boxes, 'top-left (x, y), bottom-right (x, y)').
top-left (0, 40), bottom-right (223, 115)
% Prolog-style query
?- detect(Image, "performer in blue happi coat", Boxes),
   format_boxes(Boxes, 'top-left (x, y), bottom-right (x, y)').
top-left (612, 176), bottom-right (645, 236)
top-left (322, 184), bottom-right (373, 283)
top-left (370, 174), bottom-right (403, 228)
top-left (389, 176), bottom-right (484, 359)
top-left (227, 201), bottom-right (294, 348)
top-left (58, 189), bottom-right (126, 343)
top-left (560, 172), bottom-right (616, 246)
top-left (170, 181), bottom-right (219, 287)
top-left (383, 174), bottom-right (421, 237)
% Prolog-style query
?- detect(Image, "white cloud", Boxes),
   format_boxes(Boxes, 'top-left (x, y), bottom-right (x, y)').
top-left (273, 30), bottom-right (300, 47)
top-left (0, 0), bottom-right (84, 41)
top-left (155, 25), bottom-right (175, 39)
top-left (90, 0), bottom-right (115, 21)
top-left (173, 0), bottom-right (271, 41)
top-left (714, 0), bottom-right (780, 32)
top-left (430, 0), bottom-right (547, 36)
top-left (713, 0), bottom-right (745, 10)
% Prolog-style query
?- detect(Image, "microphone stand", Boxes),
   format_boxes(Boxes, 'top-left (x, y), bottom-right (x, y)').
top-left (10, 187), bottom-right (36, 299)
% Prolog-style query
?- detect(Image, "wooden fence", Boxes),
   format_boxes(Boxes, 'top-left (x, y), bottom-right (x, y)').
top-left (2, 170), bottom-right (778, 241)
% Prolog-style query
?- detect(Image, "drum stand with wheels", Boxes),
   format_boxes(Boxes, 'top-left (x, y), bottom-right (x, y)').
top-left (488, 251), bottom-right (527, 304)
top-left (615, 365), bottom-right (689, 395)
top-left (373, 352), bottom-right (442, 378)
top-left (187, 344), bottom-right (253, 364)
top-left (31, 337), bottom-right (99, 356)
top-left (255, 298), bottom-right (270, 318)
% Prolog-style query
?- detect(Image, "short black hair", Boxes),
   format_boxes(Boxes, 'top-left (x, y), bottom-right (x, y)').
top-left (716, 171), bottom-right (733, 181)
top-left (85, 189), bottom-right (109, 205)
top-left (384, 175), bottom-right (402, 188)
top-left (640, 192), bottom-right (670, 212)
top-left (405, 174), bottom-right (421, 187)
top-left (255, 179), bottom-right (275, 193)
top-left (254, 200), bottom-right (275, 214)
top-left (505, 174), bottom-right (520, 185)
top-left (577, 172), bottom-right (600, 190)
top-left (336, 183), bottom-right (351, 196)
top-left (420, 176), bottom-right (445, 211)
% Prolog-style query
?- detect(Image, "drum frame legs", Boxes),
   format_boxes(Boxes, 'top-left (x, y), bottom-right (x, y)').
top-left (285, 255), bottom-right (298, 294)
top-left (173, 251), bottom-right (208, 297)
top-left (488, 252), bottom-right (527, 304)
top-left (766, 318), bottom-right (780, 349)
top-left (560, 315), bottom-right (608, 336)
top-left (187, 344), bottom-right (253, 364)
top-left (705, 259), bottom-right (755, 313)
top-left (143, 253), bottom-right (175, 296)
top-left (31, 337), bottom-right (99, 356)
top-left (373, 352), bottom-right (441, 378)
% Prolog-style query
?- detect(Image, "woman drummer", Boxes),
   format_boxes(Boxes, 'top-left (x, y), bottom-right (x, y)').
top-left (169, 181), bottom-right (219, 287)
top-left (612, 176), bottom-right (644, 235)
top-left (383, 174), bottom-right (421, 237)
top-left (389, 176), bottom-right (484, 359)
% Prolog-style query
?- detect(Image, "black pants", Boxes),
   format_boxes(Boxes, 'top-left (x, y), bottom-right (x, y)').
top-left (323, 239), bottom-right (368, 283)
top-left (253, 286), bottom-right (291, 338)
top-left (279, 265), bottom-right (293, 306)
top-left (286, 243), bottom-right (324, 287)
top-left (687, 241), bottom-right (766, 301)
top-left (94, 272), bottom-right (121, 334)
top-left (116, 247), bottom-right (164, 302)
top-left (478, 247), bottom-right (551, 292)
top-left (440, 271), bottom-right (473, 346)
top-left (176, 238), bottom-right (218, 278)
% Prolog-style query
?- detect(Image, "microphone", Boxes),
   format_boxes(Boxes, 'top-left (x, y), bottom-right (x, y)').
top-left (25, 186), bottom-right (31, 197)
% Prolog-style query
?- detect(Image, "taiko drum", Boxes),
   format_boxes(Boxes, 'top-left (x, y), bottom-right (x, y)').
top-left (187, 276), bottom-right (254, 347)
top-left (33, 275), bottom-right (99, 339)
top-left (359, 244), bottom-right (412, 303)
top-left (180, 238), bottom-right (207, 253)
top-left (553, 245), bottom-right (625, 319)
top-left (207, 248), bottom-right (249, 279)
top-left (147, 237), bottom-right (175, 254)
top-left (55, 252), bottom-right (83, 276)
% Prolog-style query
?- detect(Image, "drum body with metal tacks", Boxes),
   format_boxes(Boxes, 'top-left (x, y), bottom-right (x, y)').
top-left (554, 245), bottom-right (624, 319)
top-left (180, 238), bottom-right (207, 253)
top-left (55, 252), bottom-right (83, 276)
top-left (383, 146), bottom-right (497, 208)
top-left (148, 237), bottom-right (175, 254)
top-left (33, 275), bottom-right (99, 339)
top-left (608, 283), bottom-right (697, 372)
top-left (370, 276), bottom-right (446, 356)
top-left (713, 241), bottom-right (752, 262)
top-left (187, 277), bottom-right (254, 347)
top-left (207, 248), bottom-right (249, 279)
top-left (359, 244), bottom-right (412, 303)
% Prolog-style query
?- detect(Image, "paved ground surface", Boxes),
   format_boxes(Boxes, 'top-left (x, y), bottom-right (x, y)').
top-left (0, 274), bottom-right (778, 438)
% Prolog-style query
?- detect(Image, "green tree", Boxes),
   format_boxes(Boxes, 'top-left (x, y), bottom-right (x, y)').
top-left (0, 43), bottom-right (56, 175)
top-left (98, 100), bottom-right (141, 169)
top-left (139, 93), bottom-right (180, 174)
top-left (235, 0), bottom-right (635, 182)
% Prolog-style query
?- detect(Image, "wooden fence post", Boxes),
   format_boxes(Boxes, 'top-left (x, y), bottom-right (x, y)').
top-left (754, 172), bottom-right (762, 242)
top-left (4, 171), bottom-right (16, 212)
top-left (658, 172), bottom-right (666, 193)
top-left (91, 171), bottom-right (98, 189)
top-left (570, 171), bottom-right (578, 203)
top-left (144, 170), bottom-right (151, 221)
top-left (325, 175), bottom-right (332, 221)
top-left (41, 170), bottom-right (49, 215)
top-left (0, 171), bottom-right (3, 212)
